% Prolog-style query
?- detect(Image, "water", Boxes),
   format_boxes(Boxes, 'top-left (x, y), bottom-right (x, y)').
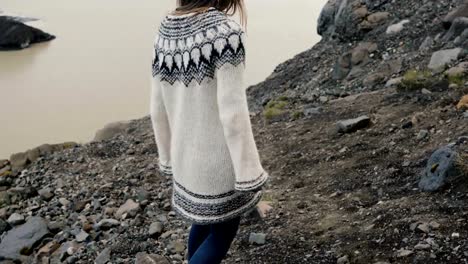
top-left (0, 0), bottom-right (326, 159)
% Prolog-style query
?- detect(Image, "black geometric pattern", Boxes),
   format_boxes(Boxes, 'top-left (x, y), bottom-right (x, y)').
top-left (151, 8), bottom-right (246, 86)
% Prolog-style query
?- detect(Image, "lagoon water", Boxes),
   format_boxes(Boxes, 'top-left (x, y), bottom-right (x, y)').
top-left (0, 0), bottom-right (326, 159)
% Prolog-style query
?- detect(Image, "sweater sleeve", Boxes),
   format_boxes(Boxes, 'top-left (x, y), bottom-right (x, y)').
top-left (215, 29), bottom-right (269, 192)
top-left (150, 76), bottom-right (172, 176)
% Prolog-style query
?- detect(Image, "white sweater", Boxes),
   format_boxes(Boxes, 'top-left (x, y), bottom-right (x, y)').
top-left (150, 7), bottom-right (269, 224)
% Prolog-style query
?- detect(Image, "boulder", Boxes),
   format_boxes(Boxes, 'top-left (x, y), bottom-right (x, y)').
top-left (336, 116), bottom-right (371, 133)
top-left (317, 0), bottom-right (363, 40)
top-left (419, 146), bottom-right (467, 192)
top-left (445, 61), bottom-right (468, 77)
top-left (93, 121), bottom-right (132, 141)
top-left (428, 48), bottom-right (463, 72)
top-left (0, 16), bottom-right (55, 50)
top-left (443, 0), bottom-right (468, 29)
top-left (0, 217), bottom-right (49, 260)
top-left (443, 17), bottom-right (468, 42)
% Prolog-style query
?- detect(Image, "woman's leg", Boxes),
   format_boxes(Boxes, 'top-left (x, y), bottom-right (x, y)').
top-left (189, 216), bottom-right (241, 264)
top-left (188, 223), bottom-right (211, 261)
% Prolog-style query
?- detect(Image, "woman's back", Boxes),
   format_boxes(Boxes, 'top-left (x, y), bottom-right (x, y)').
top-left (150, 6), bottom-right (269, 225)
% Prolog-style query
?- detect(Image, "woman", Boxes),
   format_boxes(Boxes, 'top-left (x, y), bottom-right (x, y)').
top-left (150, 0), bottom-right (269, 263)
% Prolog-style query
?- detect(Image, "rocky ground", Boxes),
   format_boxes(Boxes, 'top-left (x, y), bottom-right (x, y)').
top-left (1, 0), bottom-right (468, 263)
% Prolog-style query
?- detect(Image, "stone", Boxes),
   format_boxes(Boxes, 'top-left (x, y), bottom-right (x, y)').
top-left (336, 116), bottom-right (371, 133)
top-left (93, 121), bottom-right (131, 141)
top-left (396, 249), bottom-right (414, 258)
top-left (9, 152), bottom-right (28, 172)
top-left (354, 6), bottom-right (368, 19)
top-left (303, 106), bottom-right (322, 117)
top-left (419, 36), bottom-right (434, 52)
top-left (115, 199), bottom-right (140, 219)
top-left (96, 219), bottom-right (120, 230)
top-left (317, 0), bottom-right (363, 40)
top-left (249, 232), bottom-right (266, 245)
top-left (38, 187), bottom-right (54, 201)
top-left (0, 217), bottom-right (49, 260)
top-left (385, 77), bottom-right (403, 87)
top-left (414, 243), bottom-right (431, 250)
top-left (7, 213), bottom-right (24, 225)
top-left (443, 17), bottom-right (468, 41)
top-left (36, 241), bottom-right (60, 258)
top-left (75, 230), bottom-right (89, 242)
top-left (135, 252), bottom-right (170, 264)
top-left (168, 241), bottom-right (185, 254)
top-left (417, 130), bottom-right (429, 140)
top-left (59, 198), bottom-right (70, 207)
top-left (446, 62), bottom-right (468, 77)
top-left (443, 1), bottom-right (468, 29)
top-left (457, 95), bottom-right (468, 110)
top-left (0, 16), bottom-right (55, 50)
top-left (0, 219), bottom-right (8, 234)
top-left (419, 146), bottom-right (466, 192)
top-left (428, 48), bottom-right (463, 72)
top-left (148, 222), bottom-right (164, 237)
top-left (367, 12), bottom-right (390, 24)
top-left (95, 248), bottom-right (111, 264)
top-left (386, 19), bottom-right (410, 35)
top-left (337, 255), bottom-right (350, 264)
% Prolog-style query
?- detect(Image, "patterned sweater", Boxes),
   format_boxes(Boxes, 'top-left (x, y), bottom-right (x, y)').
top-left (150, 7), bottom-right (270, 225)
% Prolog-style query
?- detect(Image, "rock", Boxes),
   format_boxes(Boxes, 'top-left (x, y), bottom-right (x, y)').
top-left (9, 152), bottom-right (28, 172)
top-left (414, 243), bottom-right (431, 250)
top-left (386, 19), bottom-right (410, 35)
top-left (464, 111), bottom-right (468, 118)
top-left (417, 130), bottom-right (429, 140)
top-left (0, 16), bottom-right (55, 50)
top-left (167, 241), bottom-right (185, 254)
top-left (337, 255), bottom-right (350, 264)
top-left (317, 0), bottom-right (363, 40)
top-left (95, 248), bottom-right (111, 264)
top-left (419, 146), bottom-right (467, 192)
top-left (336, 115), bottom-right (371, 133)
top-left (385, 77), bottom-right (403, 87)
top-left (446, 62), bottom-right (468, 77)
top-left (7, 213), bottom-right (24, 225)
top-left (443, 17), bottom-right (468, 41)
top-left (457, 95), bottom-right (468, 110)
top-left (58, 198), bottom-right (70, 207)
top-left (135, 252), bottom-right (170, 264)
top-left (303, 106), bottom-right (322, 117)
top-left (96, 219), bottom-right (120, 230)
top-left (148, 222), bottom-right (164, 237)
top-left (93, 121), bottom-right (131, 141)
top-left (249, 232), bottom-right (266, 245)
top-left (75, 230), bottom-right (89, 242)
top-left (396, 249), bottom-right (414, 258)
top-left (38, 187), bottom-right (54, 201)
top-left (0, 219), bottom-right (8, 234)
top-left (443, 1), bottom-right (468, 29)
top-left (428, 48), bottom-right (463, 72)
top-left (419, 36), bottom-right (434, 52)
top-left (361, 12), bottom-right (390, 30)
top-left (115, 199), bottom-right (140, 219)
top-left (416, 223), bottom-right (430, 233)
top-left (0, 217), bottom-right (49, 260)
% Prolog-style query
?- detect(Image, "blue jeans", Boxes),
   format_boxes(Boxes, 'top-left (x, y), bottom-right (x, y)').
top-left (188, 216), bottom-right (241, 264)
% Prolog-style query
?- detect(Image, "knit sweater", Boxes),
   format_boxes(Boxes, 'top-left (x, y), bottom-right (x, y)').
top-left (150, 7), bottom-right (270, 225)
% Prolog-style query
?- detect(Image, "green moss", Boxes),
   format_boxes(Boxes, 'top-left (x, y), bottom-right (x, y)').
top-left (263, 96), bottom-right (289, 120)
top-left (0, 170), bottom-right (11, 177)
top-left (447, 73), bottom-right (465, 87)
top-left (398, 69), bottom-right (434, 92)
top-left (291, 110), bottom-right (304, 119)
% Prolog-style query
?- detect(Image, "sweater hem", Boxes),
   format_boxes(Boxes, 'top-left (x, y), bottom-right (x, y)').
top-left (235, 171), bottom-right (269, 191)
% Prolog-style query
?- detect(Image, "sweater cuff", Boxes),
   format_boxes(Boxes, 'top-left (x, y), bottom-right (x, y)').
top-left (235, 171), bottom-right (269, 191)
top-left (158, 162), bottom-right (172, 176)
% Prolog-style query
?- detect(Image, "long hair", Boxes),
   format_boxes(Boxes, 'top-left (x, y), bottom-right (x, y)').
top-left (174, 0), bottom-right (247, 27)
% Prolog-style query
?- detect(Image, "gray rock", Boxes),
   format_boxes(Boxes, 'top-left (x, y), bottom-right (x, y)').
top-left (249, 232), bottom-right (266, 245)
top-left (304, 106), bottom-right (322, 117)
top-left (419, 146), bottom-right (463, 192)
top-left (0, 16), bottom-right (55, 50)
top-left (0, 219), bottom-right (8, 234)
top-left (7, 213), bottom-right (24, 225)
top-left (443, 17), bottom-right (468, 42)
top-left (75, 230), bottom-right (89, 242)
top-left (337, 255), bottom-right (350, 264)
top-left (115, 199), bottom-right (140, 219)
top-left (336, 116), bottom-right (371, 133)
top-left (148, 222), bottom-right (164, 237)
top-left (9, 152), bottom-right (28, 172)
top-left (386, 19), bottom-right (410, 35)
top-left (464, 111), bottom-right (468, 119)
top-left (317, 0), bottom-right (360, 40)
top-left (95, 247), bottom-right (111, 264)
top-left (135, 252), bottom-right (170, 264)
top-left (0, 217), bottom-right (49, 260)
top-left (443, 0), bottom-right (468, 29)
top-left (38, 187), bottom-right (54, 201)
top-left (96, 219), bottom-right (120, 230)
top-left (417, 130), bottom-right (429, 140)
top-left (428, 48), bottom-right (463, 72)
top-left (93, 121), bottom-right (131, 142)
top-left (385, 77), bottom-right (403, 87)
top-left (419, 36), bottom-right (434, 52)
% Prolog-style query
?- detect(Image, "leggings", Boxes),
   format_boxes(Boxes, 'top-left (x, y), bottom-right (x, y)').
top-left (187, 216), bottom-right (241, 264)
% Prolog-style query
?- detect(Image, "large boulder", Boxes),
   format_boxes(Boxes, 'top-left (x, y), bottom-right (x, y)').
top-left (428, 48), bottom-right (463, 72)
top-left (0, 16), bottom-right (55, 50)
top-left (443, 0), bottom-right (468, 29)
top-left (317, 0), bottom-right (359, 40)
top-left (0, 217), bottom-right (49, 261)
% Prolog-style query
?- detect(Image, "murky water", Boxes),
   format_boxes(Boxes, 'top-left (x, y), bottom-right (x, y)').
top-left (0, 0), bottom-right (326, 159)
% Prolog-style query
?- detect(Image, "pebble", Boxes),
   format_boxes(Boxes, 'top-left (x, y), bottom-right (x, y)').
top-left (148, 221), bottom-right (164, 237)
top-left (417, 130), bottom-right (429, 140)
top-left (7, 213), bottom-right (24, 225)
top-left (249, 232), bottom-right (266, 245)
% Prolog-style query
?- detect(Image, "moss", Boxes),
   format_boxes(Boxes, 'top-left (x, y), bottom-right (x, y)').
top-left (291, 110), bottom-right (304, 119)
top-left (447, 73), bottom-right (465, 87)
top-left (263, 97), bottom-right (289, 120)
top-left (398, 69), bottom-right (435, 92)
top-left (0, 170), bottom-right (11, 177)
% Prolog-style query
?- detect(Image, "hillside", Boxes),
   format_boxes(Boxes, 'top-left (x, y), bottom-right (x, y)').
top-left (1, 0), bottom-right (468, 263)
